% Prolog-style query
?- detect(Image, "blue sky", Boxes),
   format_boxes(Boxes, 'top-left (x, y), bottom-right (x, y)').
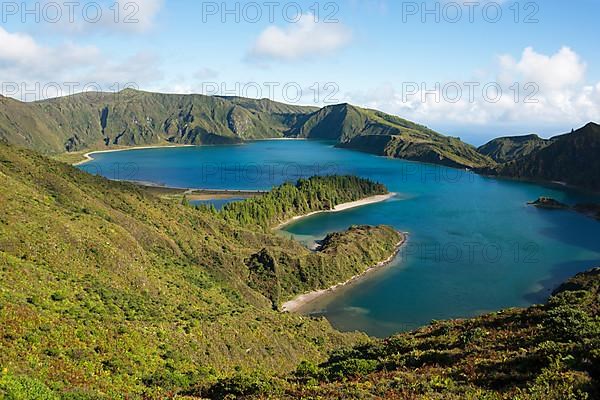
top-left (1, 0), bottom-right (599, 144)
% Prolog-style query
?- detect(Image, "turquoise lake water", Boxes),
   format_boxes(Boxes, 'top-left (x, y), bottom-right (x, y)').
top-left (80, 140), bottom-right (600, 337)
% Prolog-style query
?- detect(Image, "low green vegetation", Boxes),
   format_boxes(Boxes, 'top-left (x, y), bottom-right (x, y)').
top-left (0, 143), bottom-right (401, 398)
top-left (1, 121), bottom-right (598, 398)
top-left (293, 103), bottom-right (494, 169)
top-left (205, 268), bottom-right (600, 399)
top-left (481, 122), bottom-right (600, 192)
top-left (478, 134), bottom-right (552, 163)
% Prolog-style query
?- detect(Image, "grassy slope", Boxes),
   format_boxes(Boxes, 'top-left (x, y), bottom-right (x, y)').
top-left (0, 90), bottom-right (317, 154)
top-left (0, 143), bottom-right (404, 398)
top-left (486, 123), bottom-right (600, 191)
top-left (0, 91), bottom-right (494, 169)
top-left (207, 269), bottom-right (600, 399)
top-left (295, 104), bottom-right (494, 169)
top-left (477, 134), bottom-right (553, 163)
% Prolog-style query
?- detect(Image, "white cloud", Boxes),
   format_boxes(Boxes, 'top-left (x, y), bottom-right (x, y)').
top-left (343, 47), bottom-right (600, 136)
top-left (126, 0), bottom-right (165, 32)
top-left (498, 46), bottom-right (587, 91)
top-left (0, 27), bottom-right (100, 77)
top-left (0, 28), bottom-right (40, 62)
top-left (0, 27), bottom-right (162, 100)
top-left (249, 13), bottom-right (351, 61)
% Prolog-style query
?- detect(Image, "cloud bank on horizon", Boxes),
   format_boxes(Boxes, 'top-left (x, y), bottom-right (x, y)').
top-left (0, 0), bottom-right (598, 140)
top-left (347, 46), bottom-right (600, 134)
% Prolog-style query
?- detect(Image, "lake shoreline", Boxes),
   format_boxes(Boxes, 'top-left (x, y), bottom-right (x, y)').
top-left (72, 139), bottom-right (306, 166)
top-left (281, 232), bottom-right (408, 313)
top-left (72, 144), bottom-right (197, 166)
top-left (274, 193), bottom-right (397, 230)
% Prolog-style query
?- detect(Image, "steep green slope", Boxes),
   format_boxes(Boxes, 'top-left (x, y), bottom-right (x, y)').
top-left (0, 143), bottom-right (402, 397)
top-left (0, 90), bottom-right (316, 154)
top-left (485, 123), bottom-right (600, 191)
top-left (293, 104), bottom-right (494, 169)
top-left (478, 134), bottom-right (553, 163)
top-left (207, 268), bottom-right (600, 399)
top-left (0, 90), bottom-right (494, 169)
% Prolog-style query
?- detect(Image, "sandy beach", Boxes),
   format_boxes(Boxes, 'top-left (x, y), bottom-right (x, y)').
top-left (275, 192), bottom-right (397, 229)
top-left (73, 144), bottom-right (195, 166)
top-left (281, 233), bottom-right (407, 313)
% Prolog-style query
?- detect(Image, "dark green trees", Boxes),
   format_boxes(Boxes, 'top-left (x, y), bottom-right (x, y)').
top-left (221, 175), bottom-right (387, 229)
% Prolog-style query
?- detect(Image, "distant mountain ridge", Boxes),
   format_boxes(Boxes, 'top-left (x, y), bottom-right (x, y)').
top-left (1, 89), bottom-right (599, 190)
top-left (293, 103), bottom-right (493, 169)
top-left (480, 122), bottom-right (600, 191)
top-left (0, 89), bottom-right (493, 169)
top-left (0, 89), bottom-right (317, 153)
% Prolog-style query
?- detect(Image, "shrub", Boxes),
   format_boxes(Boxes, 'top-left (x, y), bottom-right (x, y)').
top-left (142, 370), bottom-right (197, 391)
top-left (50, 293), bottom-right (66, 302)
top-left (543, 306), bottom-right (599, 342)
top-left (206, 372), bottom-right (279, 399)
top-left (294, 361), bottom-right (322, 386)
top-left (295, 360), bottom-right (320, 379)
top-left (524, 360), bottom-right (591, 400)
top-left (60, 389), bottom-right (105, 400)
top-left (0, 374), bottom-right (58, 400)
top-left (459, 327), bottom-right (489, 346)
top-left (324, 358), bottom-right (379, 381)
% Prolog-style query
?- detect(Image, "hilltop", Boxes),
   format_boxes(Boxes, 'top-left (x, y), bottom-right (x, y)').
top-left (293, 103), bottom-right (493, 169)
top-left (482, 123), bottom-right (600, 191)
top-left (478, 134), bottom-right (553, 163)
top-left (0, 90), bottom-right (315, 153)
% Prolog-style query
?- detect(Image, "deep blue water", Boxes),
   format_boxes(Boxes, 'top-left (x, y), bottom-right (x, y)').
top-left (80, 141), bottom-right (600, 337)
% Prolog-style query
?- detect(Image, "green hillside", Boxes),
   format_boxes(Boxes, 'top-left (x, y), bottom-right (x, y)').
top-left (484, 123), bottom-right (600, 191)
top-left (478, 134), bottom-right (553, 163)
top-left (0, 142), bottom-right (402, 398)
top-left (0, 90), bottom-right (494, 169)
top-left (207, 268), bottom-right (600, 399)
top-left (294, 104), bottom-right (494, 169)
top-left (0, 126), bottom-right (598, 399)
top-left (0, 90), bottom-right (316, 154)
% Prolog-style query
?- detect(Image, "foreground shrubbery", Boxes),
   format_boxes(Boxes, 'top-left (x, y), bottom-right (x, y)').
top-left (0, 144), bottom-right (399, 398)
top-left (206, 269), bottom-right (599, 399)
